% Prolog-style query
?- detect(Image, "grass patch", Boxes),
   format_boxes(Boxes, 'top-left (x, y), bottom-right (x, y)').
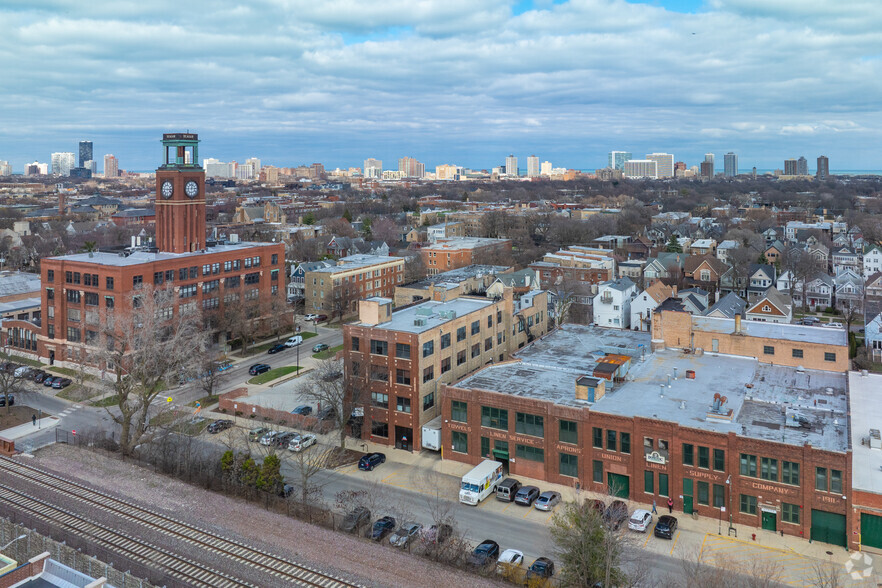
top-left (248, 366), bottom-right (301, 385)
top-left (47, 366), bottom-right (98, 382)
top-left (188, 395), bottom-right (219, 408)
top-left (56, 385), bottom-right (102, 402)
top-left (91, 395), bottom-right (120, 407)
top-left (0, 352), bottom-right (43, 368)
top-left (312, 344), bottom-right (343, 360)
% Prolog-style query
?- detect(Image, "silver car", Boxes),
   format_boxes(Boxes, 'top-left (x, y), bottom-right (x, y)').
top-left (534, 491), bottom-right (561, 511)
top-left (389, 522), bottom-right (423, 548)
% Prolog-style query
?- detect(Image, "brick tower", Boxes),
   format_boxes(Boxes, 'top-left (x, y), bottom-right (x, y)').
top-left (155, 133), bottom-right (206, 253)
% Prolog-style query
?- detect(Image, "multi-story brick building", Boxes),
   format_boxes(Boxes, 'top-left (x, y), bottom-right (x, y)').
top-left (304, 254), bottom-right (404, 317)
top-left (529, 246), bottom-right (616, 291)
top-left (393, 264), bottom-right (511, 307)
top-left (421, 237), bottom-right (512, 276)
top-left (343, 288), bottom-right (548, 451)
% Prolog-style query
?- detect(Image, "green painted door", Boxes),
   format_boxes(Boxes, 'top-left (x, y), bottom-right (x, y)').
top-left (682, 479), bottom-right (693, 515)
top-left (607, 473), bottom-right (630, 499)
top-left (761, 511), bottom-right (777, 532)
top-left (861, 513), bottom-right (882, 550)
top-left (812, 509), bottom-right (847, 547)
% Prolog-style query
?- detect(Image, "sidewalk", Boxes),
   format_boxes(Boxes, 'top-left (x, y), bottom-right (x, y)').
top-left (0, 417), bottom-right (60, 440)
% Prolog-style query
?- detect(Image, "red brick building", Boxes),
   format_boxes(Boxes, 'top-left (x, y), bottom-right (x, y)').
top-left (421, 237), bottom-right (512, 275)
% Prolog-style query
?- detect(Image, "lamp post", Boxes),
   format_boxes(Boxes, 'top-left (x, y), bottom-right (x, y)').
top-left (1, 534), bottom-right (26, 550)
top-left (726, 474), bottom-right (734, 536)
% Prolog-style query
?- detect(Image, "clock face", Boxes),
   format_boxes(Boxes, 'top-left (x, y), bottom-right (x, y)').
top-left (161, 180), bottom-right (173, 199)
top-left (185, 180), bottom-right (199, 198)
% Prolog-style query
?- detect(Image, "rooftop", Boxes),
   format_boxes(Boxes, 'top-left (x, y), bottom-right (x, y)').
top-left (422, 237), bottom-right (510, 251)
top-left (355, 296), bottom-right (496, 334)
top-left (310, 254), bottom-right (401, 274)
top-left (402, 264), bottom-right (509, 290)
top-left (0, 271), bottom-right (41, 298)
top-left (48, 240), bottom-right (279, 267)
top-left (849, 371), bottom-right (882, 493)
top-left (691, 315), bottom-right (847, 346)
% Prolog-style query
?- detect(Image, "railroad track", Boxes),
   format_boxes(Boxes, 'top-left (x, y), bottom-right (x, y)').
top-left (0, 456), bottom-right (360, 588)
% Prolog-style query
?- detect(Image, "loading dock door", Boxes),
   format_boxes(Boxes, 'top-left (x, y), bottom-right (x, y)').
top-left (811, 509), bottom-right (847, 547)
top-left (861, 513), bottom-right (882, 550)
top-left (607, 473), bottom-right (629, 499)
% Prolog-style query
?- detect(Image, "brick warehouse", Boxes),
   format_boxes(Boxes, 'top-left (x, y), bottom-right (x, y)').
top-left (439, 323), bottom-right (856, 549)
top-left (11, 133), bottom-right (285, 366)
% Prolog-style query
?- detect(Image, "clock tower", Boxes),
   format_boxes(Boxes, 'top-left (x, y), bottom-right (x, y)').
top-left (155, 133), bottom-right (206, 253)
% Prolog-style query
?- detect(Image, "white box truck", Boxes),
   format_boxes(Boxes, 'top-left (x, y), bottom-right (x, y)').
top-left (421, 416), bottom-right (443, 451)
top-left (459, 459), bottom-right (503, 505)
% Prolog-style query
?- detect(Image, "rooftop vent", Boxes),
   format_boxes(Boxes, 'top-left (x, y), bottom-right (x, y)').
top-left (871, 429), bottom-right (882, 450)
top-left (414, 317), bottom-right (427, 327)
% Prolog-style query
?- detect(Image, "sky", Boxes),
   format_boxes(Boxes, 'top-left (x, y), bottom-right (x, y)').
top-left (2, 0), bottom-right (882, 173)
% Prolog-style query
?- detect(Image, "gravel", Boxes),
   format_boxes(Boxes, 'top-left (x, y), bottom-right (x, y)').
top-left (22, 444), bottom-right (504, 588)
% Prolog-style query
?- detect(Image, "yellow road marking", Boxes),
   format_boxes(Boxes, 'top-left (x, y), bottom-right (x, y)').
top-left (501, 501), bottom-right (515, 513)
top-left (670, 531), bottom-right (681, 555)
top-left (643, 527), bottom-right (654, 547)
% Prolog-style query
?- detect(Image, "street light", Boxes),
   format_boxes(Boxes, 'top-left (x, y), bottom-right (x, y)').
top-left (726, 474), bottom-right (734, 536)
top-left (1, 534), bottom-right (26, 550)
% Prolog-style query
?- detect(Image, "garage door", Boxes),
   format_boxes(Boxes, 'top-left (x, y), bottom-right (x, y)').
top-left (861, 513), bottom-right (882, 550)
top-left (607, 473), bottom-right (629, 499)
top-left (811, 509), bottom-right (846, 547)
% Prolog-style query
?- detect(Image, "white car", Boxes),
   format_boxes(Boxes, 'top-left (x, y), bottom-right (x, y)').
top-left (496, 549), bottom-right (524, 575)
top-left (825, 322), bottom-right (844, 328)
top-left (289, 434), bottom-right (317, 452)
top-left (628, 509), bottom-right (653, 532)
top-left (258, 431), bottom-right (279, 446)
top-left (304, 313), bottom-right (319, 321)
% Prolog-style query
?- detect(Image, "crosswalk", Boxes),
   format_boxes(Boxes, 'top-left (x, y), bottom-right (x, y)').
top-left (57, 405), bottom-right (83, 419)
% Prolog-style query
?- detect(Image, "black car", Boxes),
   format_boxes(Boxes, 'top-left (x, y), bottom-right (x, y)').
top-left (604, 500), bottom-right (629, 530)
top-left (267, 343), bottom-right (286, 354)
top-left (31, 370), bottom-right (47, 382)
top-left (341, 507), bottom-right (371, 533)
top-left (358, 452), bottom-right (386, 471)
top-left (525, 557), bottom-right (555, 581)
top-left (291, 405), bottom-right (312, 416)
top-left (207, 419), bottom-right (233, 434)
top-left (317, 406), bottom-right (336, 421)
top-left (279, 484), bottom-right (294, 498)
top-left (468, 540), bottom-right (500, 567)
top-left (52, 378), bottom-right (72, 389)
top-left (514, 485), bottom-right (540, 506)
top-left (370, 516), bottom-right (396, 541)
top-left (248, 363), bottom-right (271, 376)
top-left (274, 432), bottom-right (297, 447)
top-left (0, 394), bottom-right (13, 407)
top-left (654, 515), bottom-right (678, 539)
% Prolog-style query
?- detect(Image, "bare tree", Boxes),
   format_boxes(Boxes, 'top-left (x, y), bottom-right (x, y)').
top-left (782, 248), bottom-right (825, 312)
top-left (298, 358), bottom-right (365, 449)
top-left (725, 247), bottom-right (756, 298)
top-left (0, 364), bottom-right (25, 416)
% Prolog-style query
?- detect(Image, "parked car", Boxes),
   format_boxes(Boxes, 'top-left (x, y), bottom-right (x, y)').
top-left (304, 313), bottom-right (319, 321)
top-left (317, 406), bottom-right (336, 421)
top-left (248, 363), bottom-right (271, 376)
top-left (52, 378), bottom-right (72, 389)
top-left (358, 452), bottom-right (386, 471)
top-left (496, 549), bottom-right (524, 575)
top-left (289, 434), bottom-right (317, 452)
top-left (496, 477), bottom-right (522, 502)
top-left (267, 343), bottom-right (286, 354)
top-left (514, 485), bottom-right (540, 506)
top-left (207, 419), bottom-right (233, 434)
top-left (421, 523), bottom-right (453, 545)
top-left (291, 405), bottom-right (312, 416)
top-left (0, 394), bottom-right (13, 407)
top-left (285, 336), bottom-right (303, 347)
top-left (534, 491), bottom-right (561, 511)
top-left (469, 540), bottom-right (500, 567)
top-left (274, 432), bottom-right (297, 447)
top-left (604, 500), bottom-right (629, 530)
top-left (315, 314), bottom-right (328, 322)
top-left (389, 522), bottom-right (423, 548)
top-left (312, 343), bottom-right (329, 353)
top-left (628, 509), bottom-right (653, 532)
top-left (525, 557), bottom-right (555, 582)
top-left (654, 515), bottom-right (678, 539)
top-left (826, 322), bottom-right (844, 328)
top-left (279, 484), bottom-right (293, 498)
top-left (370, 516), bottom-right (396, 541)
top-left (43, 376), bottom-right (58, 387)
top-left (13, 366), bottom-right (32, 378)
top-left (258, 431), bottom-right (280, 446)
top-left (248, 427), bottom-right (270, 442)
top-left (341, 507), bottom-right (371, 533)
top-left (32, 371), bottom-right (48, 383)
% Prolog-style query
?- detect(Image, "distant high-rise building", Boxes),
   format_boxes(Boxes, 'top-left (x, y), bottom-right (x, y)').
top-left (704, 153), bottom-right (715, 164)
top-left (85, 160), bottom-right (97, 175)
top-left (309, 163), bottom-right (326, 179)
top-left (674, 161), bottom-right (687, 171)
top-left (540, 161), bottom-right (553, 176)
top-left (364, 158), bottom-right (382, 179)
top-left (527, 155), bottom-right (539, 178)
top-left (104, 154), bottom-right (118, 178)
top-left (203, 158), bottom-right (233, 178)
top-left (0, 161), bottom-right (11, 176)
top-left (645, 153), bottom-right (674, 178)
top-left (435, 164), bottom-right (460, 180)
top-left (51, 152), bottom-right (75, 176)
top-left (624, 159), bottom-right (658, 179)
top-left (784, 159), bottom-right (798, 176)
top-left (700, 161), bottom-right (714, 179)
top-left (398, 157), bottom-right (424, 178)
top-left (817, 155), bottom-right (829, 180)
top-left (25, 162), bottom-right (46, 175)
top-left (235, 165), bottom-right (254, 180)
top-left (724, 152), bottom-right (738, 177)
top-left (262, 166), bottom-right (280, 184)
top-left (797, 156), bottom-right (808, 176)
top-left (505, 154), bottom-right (518, 177)
top-left (246, 157), bottom-right (261, 178)
top-left (78, 140), bottom-right (92, 168)
top-left (609, 151), bottom-right (632, 171)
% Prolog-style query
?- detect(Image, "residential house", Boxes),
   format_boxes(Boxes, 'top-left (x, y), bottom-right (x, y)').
top-left (783, 273), bottom-right (835, 310)
top-left (642, 252), bottom-right (684, 286)
top-left (745, 287), bottom-right (792, 323)
top-left (326, 236), bottom-right (389, 258)
top-left (485, 268), bottom-right (537, 298)
top-left (111, 207), bottom-right (155, 227)
top-left (592, 277), bottom-right (637, 329)
top-left (683, 254), bottom-right (728, 293)
top-left (688, 239), bottom-right (716, 256)
top-left (863, 244), bottom-right (882, 279)
top-left (831, 246), bottom-right (860, 276)
top-left (704, 292), bottom-right (747, 319)
top-left (715, 239), bottom-right (739, 264)
top-left (865, 298), bottom-right (882, 362)
top-left (288, 260), bottom-right (333, 300)
top-left (625, 235), bottom-right (653, 259)
top-left (805, 237), bottom-right (830, 269)
top-left (763, 240), bottom-right (785, 264)
top-left (618, 260), bottom-right (645, 284)
top-left (833, 269), bottom-right (863, 311)
top-left (630, 281), bottom-right (675, 332)
top-left (405, 227), bottom-right (428, 243)
top-left (427, 221), bottom-right (465, 243)
top-left (867, 272), bottom-right (882, 299)
top-left (677, 288), bottom-right (710, 315)
top-left (721, 263), bottom-right (775, 302)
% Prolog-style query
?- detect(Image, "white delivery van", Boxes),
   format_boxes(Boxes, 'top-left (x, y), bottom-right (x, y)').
top-left (459, 459), bottom-right (503, 505)
top-left (285, 335), bottom-right (303, 347)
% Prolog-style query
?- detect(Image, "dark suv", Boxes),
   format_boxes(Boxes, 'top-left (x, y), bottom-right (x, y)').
top-left (0, 394), bottom-right (13, 407)
top-left (514, 485), bottom-right (540, 506)
top-left (207, 419), bottom-right (233, 434)
top-left (248, 363), bottom-right (271, 376)
top-left (358, 452), bottom-right (386, 471)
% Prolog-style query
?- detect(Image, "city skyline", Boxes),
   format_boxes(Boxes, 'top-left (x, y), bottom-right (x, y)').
top-left (2, 1), bottom-right (881, 171)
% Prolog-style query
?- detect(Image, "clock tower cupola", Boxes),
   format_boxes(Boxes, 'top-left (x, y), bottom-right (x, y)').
top-left (155, 133), bottom-right (206, 253)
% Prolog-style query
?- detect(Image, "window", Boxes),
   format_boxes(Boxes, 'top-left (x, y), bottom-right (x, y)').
top-left (698, 446), bottom-right (709, 469)
top-left (831, 469), bottom-right (842, 494)
top-left (395, 369), bottom-right (410, 385)
top-left (440, 333), bottom-right (450, 349)
top-left (203, 297), bottom-right (219, 310)
top-left (763, 345), bottom-right (774, 355)
top-left (713, 449), bottom-right (725, 472)
top-left (132, 275), bottom-right (143, 288)
top-left (713, 484), bottom-right (724, 508)
top-left (203, 279), bottom-right (219, 293)
top-left (607, 430), bottom-right (617, 451)
top-left (46, 287), bottom-right (54, 300)
top-left (593, 460), bottom-right (603, 483)
top-left (740, 454), bottom-right (757, 477)
top-left (457, 350), bottom-right (466, 365)
top-left (560, 453), bottom-right (578, 477)
top-left (440, 357), bottom-right (451, 374)
top-left (396, 396), bottom-right (411, 413)
top-left (559, 420), bottom-right (577, 445)
top-left (189, 266), bottom-right (198, 279)
top-left (395, 342), bottom-right (410, 359)
top-left (67, 327), bottom-right (81, 342)
top-left (740, 494), bottom-right (757, 515)
top-left (487, 315), bottom-right (493, 328)
top-left (593, 427), bottom-right (603, 448)
top-left (351, 337), bottom-right (360, 351)
top-left (659, 473), bottom-right (669, 497)
top-left (516, 413), bottom-right (544, 438)
top-left (760, 457), bottom-right (778, 481)
top-left (452, 431), bottom-right (468, 453)
top-left (515, 444), bottom-right (544, 462)
top-left (481, 406), bottom-right (508, 430)
top-left (422, 340), bottom-right (434, 357)
top-left (782, 461), bottom-right (800, 486)
top-left (72, 272), bottom-right (80, 285)
top-left (792, 348), bottom-right (804, 359)
top-left (180, 284), bottom-right (197, 298)
top-left (371, 392), bottom-right (389, 409)
top-left (47, 270), bottom-right (54, 282)
top-left (370, 365), bottom-right (389, 382)
top-left (370, 340), bottom-right (388, 355)
top-left (471, 343), bottom-right (480, 358)
top-left (271, 269), bottom-right (279, 282)
top-left (422, 366), bottom-right (434, 383)
top-left (782, 503), bottom-right (799, 524)
top-left (105, 296), bottom-right (114, 309)
top-left (451, 401), bottom-right (468, 423)
top-left (423, 392), bottom-right (435, 411)
top-left (67, 309), bottom-right (80, 322)
top-left (484, 337), bottom-right (492, 351)
top-left (644, 471), bottom-right (654, 494)
top-left (621, 432), bottom-right (631, 454)
top-left (271, 254), bottom-right (278, 265)
top-left (471, 320), bottom-right (480, 335)
top-left (456, 326), bottom-right (466, 341)
top-left (697, 481), bottom-right (709, 506)
top-left (153, 271), bottom-right (164, 285)
top-left (816, 468), bottom-right (828, 491)
top-left (47, 325), bottom-right (54, 339)
top-left (67, 290), bottom-right (80, 303)
top-left (244, 272), bottom-right (260, 285)
top-left (65, 271), bottom-right (72, 283)
top-left (824, 352), bottom-right (836, 362)
top-left (225, 276), bottom-right (240, 288)
top-left (371, 421), bottom-right (388, 438)
top-left (683, 444), bottom-right (694, 466)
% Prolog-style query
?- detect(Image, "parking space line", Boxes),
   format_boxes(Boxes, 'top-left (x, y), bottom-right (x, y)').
top-left (523, 508), bottom-right (534, 518)
top-left (670, 531), bottom-right (680, 555)
top-left (501, 501), bottom-right (515, 513)
top-left (643, 528), bottom-right (653, 548)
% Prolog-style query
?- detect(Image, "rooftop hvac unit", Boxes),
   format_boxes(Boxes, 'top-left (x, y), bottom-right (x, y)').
top-left (870, 429), bottom-right (882, 450)
top-left (414, 317), bottom-right (427, 327)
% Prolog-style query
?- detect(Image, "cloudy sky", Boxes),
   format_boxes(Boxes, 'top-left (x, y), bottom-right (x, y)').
top-left (3, 0), bottom-right (881, 172)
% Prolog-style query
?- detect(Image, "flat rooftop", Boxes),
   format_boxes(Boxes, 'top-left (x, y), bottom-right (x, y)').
top-left (402, 264), bottom-right (509, 290)
top-left (455, 326), bottom-right (848, 451)
top-left (692, 315), bottom-right (848, 346)
top-left (310, 254), bottom-right (401, 274)
top-left (422, 237), bottom-right (509, 251)
top-left (354, 296), bottom-right (496, 334)
top-left (48, 241), bottom-right (279, 267)
top-left (849, 371), bottom-right (882, 493)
